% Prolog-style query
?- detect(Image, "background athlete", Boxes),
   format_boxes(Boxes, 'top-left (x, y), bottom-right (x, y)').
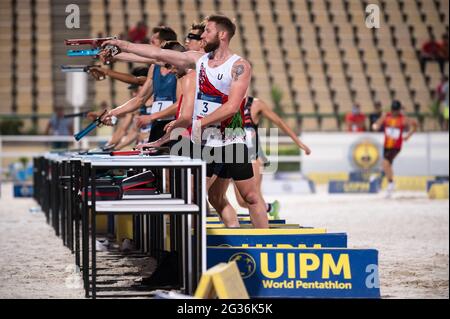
top-left (373, 100), bottom-right (417, 198)
top-left (232, 96), bottom-right (311, 218)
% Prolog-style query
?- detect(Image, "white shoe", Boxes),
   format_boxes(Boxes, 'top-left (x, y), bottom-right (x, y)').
top-left (385, 182), bottom-right (395, 198)
top-left (96, 240), bottom-right (109, 251)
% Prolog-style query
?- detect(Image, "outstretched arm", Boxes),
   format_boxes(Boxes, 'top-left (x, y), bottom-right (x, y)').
top-left (103, 65), bottom-right (154, 123)
top-left (112, 52), bottom-right (158, 64)
top-left (257, 100), bottom-right (311, 155)
top-left (89, 66), bottom-right (147, 85)
top-left (101, 39), bottom-right (202, 70)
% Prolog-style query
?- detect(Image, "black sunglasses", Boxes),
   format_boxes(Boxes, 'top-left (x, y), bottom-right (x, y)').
top-left (185, 33), bottom-right (202, 41)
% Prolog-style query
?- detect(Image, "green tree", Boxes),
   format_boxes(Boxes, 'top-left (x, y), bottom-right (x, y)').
top-left (271, 85), bottom-right (284, 116)
top-left (0, 117), bottom-right (23, 135)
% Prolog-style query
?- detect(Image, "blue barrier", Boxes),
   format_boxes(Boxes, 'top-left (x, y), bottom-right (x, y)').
top-left (426, 179), bottom-right (449, 192)
top-left (207, 247), bottom-right (380, 298)
top-left (13, 183), bottom-right (34, 197)
top-left (207, 219), bottom-right (287, 225)
top-left (328, 179), bottom-right (381, 194)
top-left (348, 171), bottom-right (381, 182)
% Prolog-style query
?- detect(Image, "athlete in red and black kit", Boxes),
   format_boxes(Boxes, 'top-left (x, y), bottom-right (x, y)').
top-left (103, 15), bottom-right (270, 228)
top-left (222, 96), bottom-right (311, 218)
top-left (372, 100), bottom-right (417, 197)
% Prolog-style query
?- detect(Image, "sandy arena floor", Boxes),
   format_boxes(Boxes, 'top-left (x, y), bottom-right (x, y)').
top-left (258, 185), bottom-right (449, 299)
top-left (0, 182), bottom-right (448, 299)
top-left (0, 183), bottom-right (85, 298)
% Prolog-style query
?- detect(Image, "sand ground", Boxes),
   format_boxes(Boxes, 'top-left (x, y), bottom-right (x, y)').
top-left (0, 182), bottom-right (448, 299)
top-left (258, 185), bottom-right (449, 299)
top-left (0, 183), bottom-right (85, 298)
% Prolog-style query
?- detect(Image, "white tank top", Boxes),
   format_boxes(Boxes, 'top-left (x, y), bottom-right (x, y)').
top-left (193, 53), bottom-right (246, 147)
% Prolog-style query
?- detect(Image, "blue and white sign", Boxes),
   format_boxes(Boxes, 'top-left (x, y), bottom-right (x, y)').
top-left (207, 247), bottom-right (380, 298)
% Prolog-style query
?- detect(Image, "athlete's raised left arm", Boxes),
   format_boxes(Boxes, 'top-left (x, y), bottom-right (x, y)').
top-left (403, 116), bottom-right (418, 141)
top-left (257, 99), bottom-right (311, 155)
top-left (199, 59), bottom-right (251, 128)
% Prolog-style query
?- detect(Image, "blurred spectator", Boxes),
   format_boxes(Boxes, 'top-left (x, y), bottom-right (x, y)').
top-left (429, 90), bottom-right (443, 129)
top-left (441, 78), bottom-right (449, 130)
top-left (128, 21), bottom-right (148, 43)
top-left (345, 104), bottom-right (366, 132)
top-left (439, 33), bottom-right (449, 60)
top-left (419, 34), bottom-right (448, 74)
top-left (432, 76), bottom-right (449, 130)
top-left (369, 102), bottom-right (384, 132)
top-left (45, 107), bottom-right (73, 149)
top-left (436, 75), bottom-right (449, 103)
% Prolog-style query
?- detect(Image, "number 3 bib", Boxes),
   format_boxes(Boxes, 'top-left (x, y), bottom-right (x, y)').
top-left (194, 93), bottom-right (222, 123)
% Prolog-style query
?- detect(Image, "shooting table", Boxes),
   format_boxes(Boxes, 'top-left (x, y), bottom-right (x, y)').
top-left (34, 152), bottom-right (206, 298)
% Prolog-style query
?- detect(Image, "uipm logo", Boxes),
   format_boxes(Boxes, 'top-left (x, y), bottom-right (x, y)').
top-left (229, 252), bottom-right (257, 279)
top-left (365, 4), bottom-right (381, 29)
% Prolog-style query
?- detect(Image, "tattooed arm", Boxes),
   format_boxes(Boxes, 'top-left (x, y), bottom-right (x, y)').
top-left (232, 64), bottom-right (245, 81)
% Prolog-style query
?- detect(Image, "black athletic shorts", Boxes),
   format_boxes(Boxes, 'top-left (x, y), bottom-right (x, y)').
top-left (202, 143), bottom-right (254, 181)
top-left (172, 141), bottom-right (254, 180)
top-left (383, 148), bottom-right (401, 164)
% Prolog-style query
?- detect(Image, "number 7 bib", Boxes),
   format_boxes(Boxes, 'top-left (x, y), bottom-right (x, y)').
top-left (151, 98), bottom-right (175, 120)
